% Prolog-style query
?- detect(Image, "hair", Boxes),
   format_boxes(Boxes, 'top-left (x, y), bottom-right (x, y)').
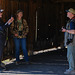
top-left (16, 9), bottom-right (23, 19)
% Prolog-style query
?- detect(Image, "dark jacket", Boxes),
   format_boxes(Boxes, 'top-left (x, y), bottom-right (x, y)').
top-left (64, 18), bottom-right (75, 46)
top-left (0, 18), bottom-right (9, 36)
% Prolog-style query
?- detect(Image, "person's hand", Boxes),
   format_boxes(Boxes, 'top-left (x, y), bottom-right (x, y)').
top-left (24, 33), bottom-right (27, 35)
top-left (14, 34), bottom-right (18, 37)
top-left (62, 28), bottom-right (66, 32)
top-left (7, 17), bottom-right (14, 24)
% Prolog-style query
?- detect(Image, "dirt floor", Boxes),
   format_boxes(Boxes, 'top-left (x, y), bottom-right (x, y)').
top-left (0, 48), bottom-right (68, 75)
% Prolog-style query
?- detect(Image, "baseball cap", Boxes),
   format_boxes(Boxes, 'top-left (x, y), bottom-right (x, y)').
top-left (66, 8), bottom-right (75, 14)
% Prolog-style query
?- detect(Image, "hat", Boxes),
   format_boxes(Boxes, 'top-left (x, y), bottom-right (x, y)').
top-left (0, 9), bottom-right (4, 13)
top-left (66, 8), bottom-right (75, 14)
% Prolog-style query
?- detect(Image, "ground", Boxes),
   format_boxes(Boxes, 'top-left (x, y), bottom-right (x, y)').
top-left (0, 48), bottom-right (68, 75)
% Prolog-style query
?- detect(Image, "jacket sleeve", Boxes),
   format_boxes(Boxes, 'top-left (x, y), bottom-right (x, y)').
top-left (3, 22), bottom-right (11, 29)
top-left (10, 22), bottom-right (18, 35)
top-left (22, 19), bottom-right (29, 35)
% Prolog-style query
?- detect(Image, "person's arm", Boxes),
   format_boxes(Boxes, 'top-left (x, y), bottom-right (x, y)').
top-left (66, 30), bottom-right (75, 34)
top-left (62, 28), bottom-right (75, 34)
top-left (5, 17), bottom-right (14, 25)
top-left (10, 21), bottom-right (18, 37)
top-left (23, 19), bottom-right (29, 35)
top-left (62, 21), bottom-right (75, 34)
top-left (3, 17), bottom-right (14, 29)
top-left (67, 21), bottom-right (75, 34)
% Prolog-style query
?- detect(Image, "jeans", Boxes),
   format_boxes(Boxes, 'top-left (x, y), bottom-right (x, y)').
top-left (67, 46), bottom-right (75, 70)
top-left (14, 38), bottom-right (29, 62)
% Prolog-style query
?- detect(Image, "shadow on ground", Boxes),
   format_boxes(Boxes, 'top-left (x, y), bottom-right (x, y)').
top-left (1, 48), bottom-right (68, 75)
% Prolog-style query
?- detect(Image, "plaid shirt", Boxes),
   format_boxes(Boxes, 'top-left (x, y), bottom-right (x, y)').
top-left (10, 19), bottom-right (29, 38)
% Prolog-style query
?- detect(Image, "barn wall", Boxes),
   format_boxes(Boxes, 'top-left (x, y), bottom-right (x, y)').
top-left (0, 0), bottom-right (75, 58)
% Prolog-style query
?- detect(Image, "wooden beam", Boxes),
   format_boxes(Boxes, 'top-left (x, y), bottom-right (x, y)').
top-left (55, 0), bottom-right (75, 3)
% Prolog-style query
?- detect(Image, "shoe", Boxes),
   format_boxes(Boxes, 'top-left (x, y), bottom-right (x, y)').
top-left (25, 62), bottom-right (30, 64)
top-left (25, 61), bottom-right (32, 64)
top-left (64, 70), bottom-right (75, 74)
top-left (70, 70), bottom-right (75, 74)
top-left (66, 69), bottom-right (72, 72)
top-left (15, 61), bottom-right (21, 65)
top-left (64, 70), bottom-right (71, 74)
top-left (0, 63), bottom-right (6, 70)
top-left (0, 67), bottom-right (6, 72)
top-left (0, 63), bottom-right (6, 72)
top-left (21, 61), bottom-right (31, 64)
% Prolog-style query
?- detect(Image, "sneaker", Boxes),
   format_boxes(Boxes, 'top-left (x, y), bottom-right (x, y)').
top-left (70, 70), bottom-right (75, 74)
top-left (0, 63), bottom-right (6, 69)
top-left (25, 62), bottom-right (30, 64)
top-left (15, 61), bottom-right (21, 65)
top-left (21, 61), bottom-right (31, 64)
top-left (0, 67), bottom-right (6, 72)
top-left (0, 63), bottom-right (6, 72)
top-left (66, 69), bottom-right (73, 72)
top-left (26, 61), bottom-right (33, 64)
top-left (64, 70), bottom-right (75, 74)
top-left (64, 70), bottom-right (71, 74)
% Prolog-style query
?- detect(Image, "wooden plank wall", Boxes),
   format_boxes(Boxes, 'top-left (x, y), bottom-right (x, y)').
top-left (0, 0), bottom-right (75, 58)
top-left (0, 0), bottom-right (34, 51)
top-left (0, 0), bottom-right (35, 58)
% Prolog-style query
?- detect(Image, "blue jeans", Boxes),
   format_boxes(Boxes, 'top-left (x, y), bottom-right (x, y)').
top-left (67, 46), bottom-right (75, 70)
top-left (14, 38), bottom-right (29, 62)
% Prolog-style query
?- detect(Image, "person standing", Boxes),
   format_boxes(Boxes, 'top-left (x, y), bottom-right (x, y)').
top-left (62, 8), bottom-right (75, 74)
top-left (10, 10), bottom-right (29, 65)
top-left (0, 9), bottom-right (14, 71)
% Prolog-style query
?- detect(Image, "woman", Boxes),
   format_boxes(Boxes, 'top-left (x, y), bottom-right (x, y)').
top-left (0, 9), bottom-right (14, 71)
top-left (10, 10), bottom-right (29, 65)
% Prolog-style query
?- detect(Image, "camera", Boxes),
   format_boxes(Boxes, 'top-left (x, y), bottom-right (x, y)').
top-left (66, 39), bottom-right (73, 45)
top-left (19, 31), bottom-right (22, 36)
top-left (59, 26), bottom-right (66, 32)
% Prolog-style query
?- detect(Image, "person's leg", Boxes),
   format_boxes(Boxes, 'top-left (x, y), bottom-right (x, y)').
top-left (21, 38), bottom-right (29, 62)
top-left (14, 38), bottom-right (20, 62)
top-left (0, 40), bottom-right (4, 63)
top-left (67, 46), bottom-right (74, 71)
top-left (72, 46), bottom-right (75, 70)
top-left (64, 46), bottom-right (75, 74)
top-left (0, 36), bottom-right (5, 63)
top-left (0, 36), bottom-right (6, 70)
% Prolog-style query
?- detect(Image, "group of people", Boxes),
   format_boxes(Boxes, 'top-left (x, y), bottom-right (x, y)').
top-left (0, 7), bottom-right (75, 74)
top-left (0, 9), bottom-right (29, 71)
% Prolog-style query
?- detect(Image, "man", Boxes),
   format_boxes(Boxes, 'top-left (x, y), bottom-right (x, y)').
top-left (0, 9), bottom-right (14, 71)
top-left (62, 8), bottom-right (75, 74)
